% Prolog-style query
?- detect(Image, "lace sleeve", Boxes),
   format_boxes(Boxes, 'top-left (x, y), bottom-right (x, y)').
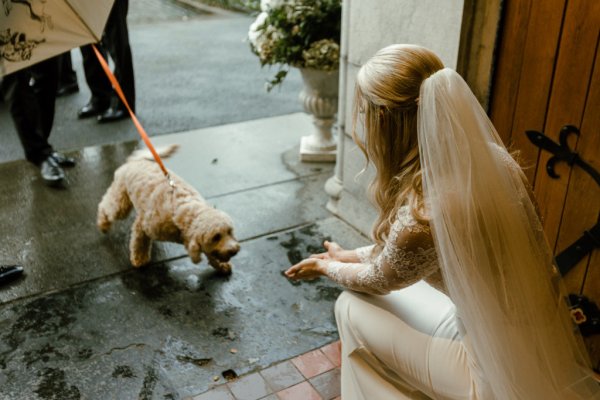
top-left (355, 245), bottom-right (375, 263)
top-left (325, 208), bottom-right (439, 295)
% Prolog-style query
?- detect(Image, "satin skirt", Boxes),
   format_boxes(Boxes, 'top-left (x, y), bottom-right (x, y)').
top-left (335, 281), bottom-right (490, 400)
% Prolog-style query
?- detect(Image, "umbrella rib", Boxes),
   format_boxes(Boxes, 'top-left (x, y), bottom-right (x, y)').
top-left (64, 0), bottom-right (103, 43)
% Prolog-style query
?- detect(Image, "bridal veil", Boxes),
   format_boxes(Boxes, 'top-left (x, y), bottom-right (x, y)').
top-left (417, 68), bottom-right (599, 399)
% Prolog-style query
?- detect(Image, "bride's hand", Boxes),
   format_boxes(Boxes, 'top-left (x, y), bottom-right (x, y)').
top-left (309, 241), bottom-right (345, 261)
top-left (285, 258), bottom-right (329, 281)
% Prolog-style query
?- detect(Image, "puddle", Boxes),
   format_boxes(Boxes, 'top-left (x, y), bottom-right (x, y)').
top-left (77, 348), bottom-right (93, 360)
top-left (279, 226), bottom-right (332, 265)
top-left (35, 368), bottom-right (81, 400)
top-left (112, 365), bottom-right (136, 378)
top-left (176, 355), bottom-right (212, 368)
top-left (212, 327), bottom-right (237, 341)
top-left (139, 365), bottom-right (159, 400)
top-left (24, 343), bottom-right (69, 367)
top-left (3, 294), bottom-right (78, 354)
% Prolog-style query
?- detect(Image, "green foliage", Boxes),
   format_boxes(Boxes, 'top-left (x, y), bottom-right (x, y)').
top-left (248, 0), bottom-right (342, 89)
top-left (243, 0), bottom-right (261, 11)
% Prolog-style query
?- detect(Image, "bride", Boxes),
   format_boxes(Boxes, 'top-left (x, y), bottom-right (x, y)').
top-left (285, 44), bottom-right (599, 399)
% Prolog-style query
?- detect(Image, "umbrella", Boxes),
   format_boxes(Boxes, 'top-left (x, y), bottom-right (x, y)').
top-left (0, 0), bottom-right (114, 76)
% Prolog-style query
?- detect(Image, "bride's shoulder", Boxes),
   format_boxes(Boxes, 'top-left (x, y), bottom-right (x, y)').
top-left (385, 205), bottom-right (434, 251)
top-left (393, 205), bottom-right (430, 234)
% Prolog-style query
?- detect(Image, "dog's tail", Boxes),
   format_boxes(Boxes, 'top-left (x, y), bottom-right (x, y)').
top-left (127, 144), bottom-right (180, 162)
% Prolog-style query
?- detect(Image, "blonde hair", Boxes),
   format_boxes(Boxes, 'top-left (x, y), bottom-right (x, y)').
top-left (352, 44), bottom-right (444, 249)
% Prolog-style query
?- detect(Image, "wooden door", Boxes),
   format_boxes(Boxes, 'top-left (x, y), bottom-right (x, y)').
top-left (490, 0), bottom-right (600, 368)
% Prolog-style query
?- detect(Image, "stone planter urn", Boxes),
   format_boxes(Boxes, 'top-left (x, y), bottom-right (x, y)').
top-left (298, 68), bottom-right (339, 162)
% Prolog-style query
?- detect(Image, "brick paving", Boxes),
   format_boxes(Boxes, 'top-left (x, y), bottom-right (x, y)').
top-left (190, 341), bottom-right (342, 400)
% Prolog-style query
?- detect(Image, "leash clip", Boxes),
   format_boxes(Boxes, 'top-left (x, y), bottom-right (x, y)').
top-left (166, 174), bottom-right (175, 187)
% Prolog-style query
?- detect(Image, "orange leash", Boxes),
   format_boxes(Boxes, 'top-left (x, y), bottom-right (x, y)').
top-left (92, 44), bottom-right (170, 179)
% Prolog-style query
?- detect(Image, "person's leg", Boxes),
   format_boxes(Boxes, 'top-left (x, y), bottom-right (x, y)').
top-left (29, 57), bottom-right (59, 143)
top-left (98, 0), bottom-right (135, 122)
top-left (79, 44), bottom-right (112, 118)
top-left (56, 51), bottom-right (79, 96)
top-left (111, 0), bottom-right (135, 109)
top-left (335, 282), bottom-right (480, 400)
top-left (30, 58), bottom-right (77, 168)
top-left (2, 61), bottom-right (54, 164)
top-left (2, 57), bottom-right (66, 185)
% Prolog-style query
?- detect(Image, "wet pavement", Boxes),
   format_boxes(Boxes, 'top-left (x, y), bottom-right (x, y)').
top-left (0, 114), bottom-right (368, 399)
top-left (0, 3), bottom-right (363, 398)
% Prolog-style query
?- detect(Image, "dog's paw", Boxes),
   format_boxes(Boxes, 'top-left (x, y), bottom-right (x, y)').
top-left (207, 257), bottom-right (232, 275)
top-left (214, 262), bottom-right (232, 276)
top-left (130, 255), bottom-right (150, 268)
top-left (97, 214), bottom-right (111, 233)
top-left (98, 222), bottom-right (111, 234)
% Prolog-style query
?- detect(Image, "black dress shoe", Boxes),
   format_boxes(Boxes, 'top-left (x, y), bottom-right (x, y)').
top-left (78, 99), bottom-right (109, 119)
top-left (40, 156), bottom-right (65, 186)
top-left (97, 107), bottom-right (128, 123)
top-left (56, 81), bottom-right (79, 97)
top-left (51, 152), bottom-right (76, 167)
top-left (0, 265), bottom-right (24, 285)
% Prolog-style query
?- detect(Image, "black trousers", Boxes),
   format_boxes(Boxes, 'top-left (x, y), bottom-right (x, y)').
top-left (57, 51), bottom-right (77, 86)
top-left (2, 57), bottom-right (59, 165)
top-left (81, 0), bottom-right (135, 111)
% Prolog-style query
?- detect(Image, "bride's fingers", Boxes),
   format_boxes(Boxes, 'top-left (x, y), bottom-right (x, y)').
top-left (285, 259), bottom-right (310, 278)
top-left (286, 263), bottom-right (320, 280)
top-left (286, 268), bottom-right (306, 280)
top-left (309, 252), bottom-right (327, 259)
top-left (324, 241), bottom-right (341, 252)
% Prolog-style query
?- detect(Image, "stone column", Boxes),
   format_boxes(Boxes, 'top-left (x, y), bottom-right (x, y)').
top-left (324, 0), bottom-right (352, 213)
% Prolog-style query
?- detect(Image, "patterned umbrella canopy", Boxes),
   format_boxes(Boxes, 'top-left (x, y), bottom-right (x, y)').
top-left (0, 0), bottom-right (114, 76)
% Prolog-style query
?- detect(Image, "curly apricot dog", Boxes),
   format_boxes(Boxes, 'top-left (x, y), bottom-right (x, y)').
top-left (97, 144), bottom-right (239, 273)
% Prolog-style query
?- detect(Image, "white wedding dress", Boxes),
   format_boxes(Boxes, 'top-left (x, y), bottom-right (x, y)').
top-left (326, 142), bottom-right (538, 398)
top-left (328, 205), bottom-right (488, 400)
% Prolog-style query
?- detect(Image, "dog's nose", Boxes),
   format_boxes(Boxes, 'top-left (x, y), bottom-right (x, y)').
top-left (227, 247), bottom-right (240, 258)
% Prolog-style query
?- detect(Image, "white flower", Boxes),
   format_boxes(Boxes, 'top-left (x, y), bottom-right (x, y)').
top-left (260, 0), bottom-right (288, 11)
top-left (248, 11), bottom-right (268, 48)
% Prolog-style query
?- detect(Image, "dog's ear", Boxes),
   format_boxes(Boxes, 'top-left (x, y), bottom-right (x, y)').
top-left (186, 238), bottom-right (203, 264)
